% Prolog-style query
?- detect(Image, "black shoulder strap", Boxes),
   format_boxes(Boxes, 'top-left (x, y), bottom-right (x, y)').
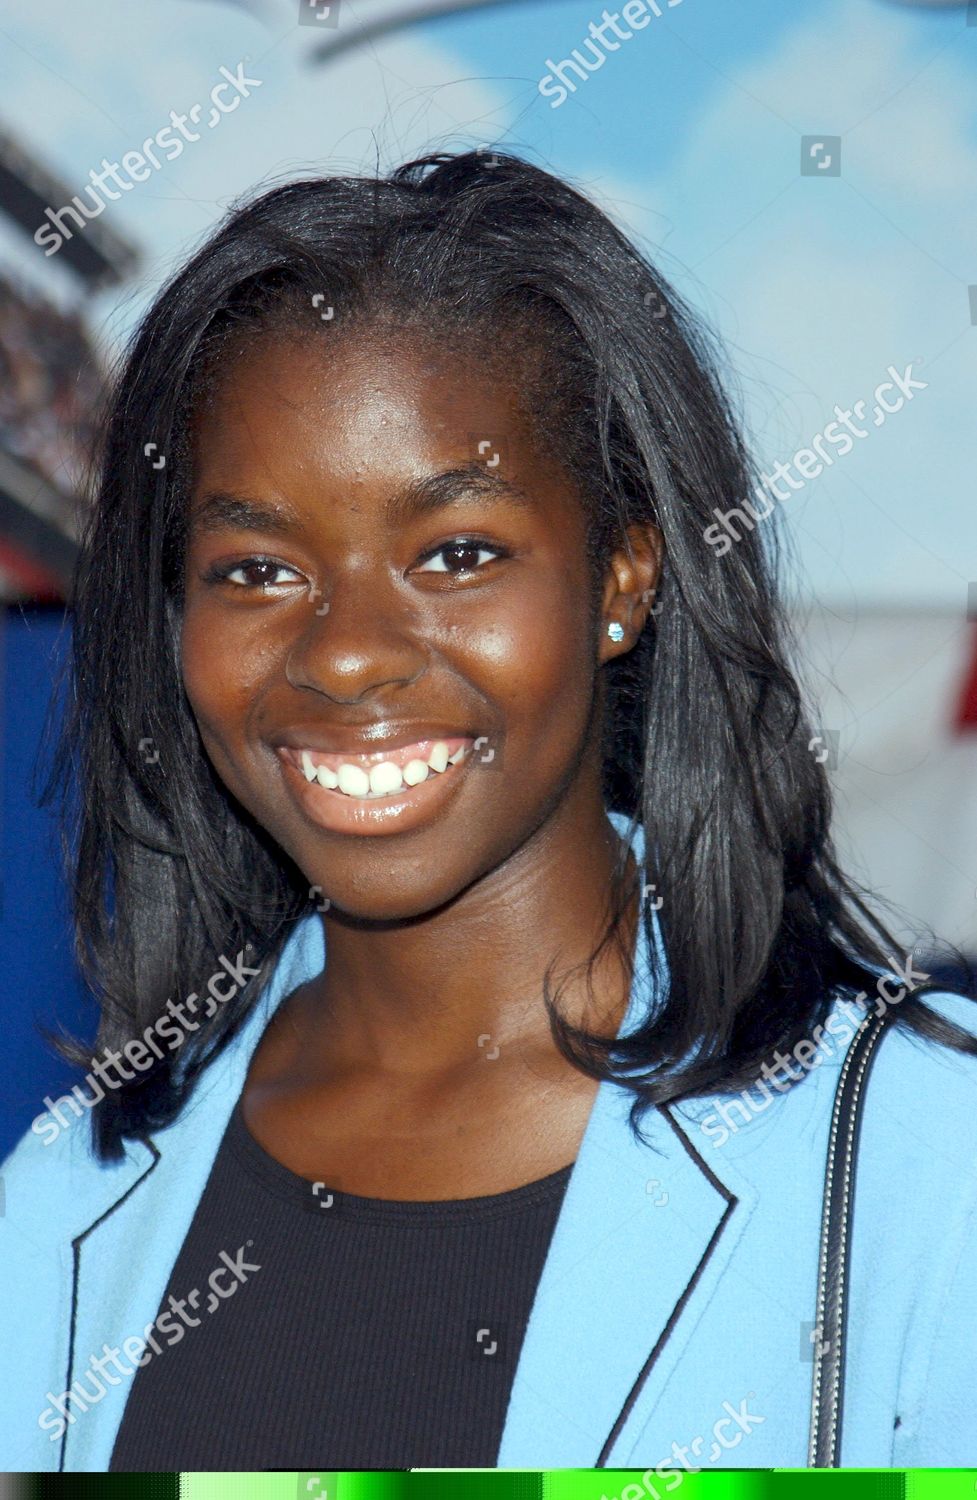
top-left (808, 1005), bottom-right (894, 1467)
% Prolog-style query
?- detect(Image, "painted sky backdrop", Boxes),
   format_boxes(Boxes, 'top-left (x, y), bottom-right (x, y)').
top-left (0, 0), bottom-right (974, 605)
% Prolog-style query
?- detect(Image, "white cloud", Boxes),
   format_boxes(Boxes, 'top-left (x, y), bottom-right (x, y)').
top-left (0, 0), bottom-right (509, 352)
top-left (625, 0), bottom-right (977, 605)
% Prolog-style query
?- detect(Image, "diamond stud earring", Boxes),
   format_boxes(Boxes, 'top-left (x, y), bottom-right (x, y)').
top-left (607, 621), bottom-right (625, 642)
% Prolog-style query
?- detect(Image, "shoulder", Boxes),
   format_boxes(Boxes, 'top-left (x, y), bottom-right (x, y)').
top-left (834, 984), bottom-right (977, 1169)
top-left (860, 985), bottom-right (977, 1193)
top-left (1, 1101), bottom-right (157, 1250)
top-left (871, 984), bottom-right (977, 1122)
top-left (3, 1103), bottom-right (93, 1198)
top-left (788, 981), bottom-right (977, 1225)
top-left (677, 981), bottom-right (977, 1180)
top-left (0, 911), bottom-right (326, 1243)
top-left (799, 981), bottom-right (977, 1141)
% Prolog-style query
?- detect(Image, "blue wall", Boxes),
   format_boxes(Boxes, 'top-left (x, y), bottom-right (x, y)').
top-left (1, 606), bottom-right (94, 1161)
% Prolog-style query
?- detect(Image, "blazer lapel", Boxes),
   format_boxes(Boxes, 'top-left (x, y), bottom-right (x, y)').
top-left (497, 863), bottom-right (757, 1468)
top-left (59, 916), bottom-right (327, 1471)
top-left (495, 1083), bottom-right (756, 1466)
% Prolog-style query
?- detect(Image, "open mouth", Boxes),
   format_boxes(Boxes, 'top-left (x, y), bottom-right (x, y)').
top-left (278, 736), bottom-right (474, 802)
top-left (275, 733), bottom-right (478, 838)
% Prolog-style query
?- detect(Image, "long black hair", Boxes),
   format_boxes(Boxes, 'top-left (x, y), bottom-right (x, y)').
top-left (43, 147), bottom-right (977, 1160)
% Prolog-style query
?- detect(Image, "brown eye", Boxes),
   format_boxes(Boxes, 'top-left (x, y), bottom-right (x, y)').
top-left (416, 539), bottom-right (507, 575)
top-left (204, 557), bottom-right (303, 589)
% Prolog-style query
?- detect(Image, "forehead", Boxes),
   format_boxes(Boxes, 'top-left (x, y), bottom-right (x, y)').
top-left (184, 327), bottom-right (593, 543)
top-left (189, 327), bottom-right (545, 481)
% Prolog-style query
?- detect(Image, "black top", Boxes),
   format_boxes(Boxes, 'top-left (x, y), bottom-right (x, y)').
top-left (109, 1095), bottom-right (573, 1470)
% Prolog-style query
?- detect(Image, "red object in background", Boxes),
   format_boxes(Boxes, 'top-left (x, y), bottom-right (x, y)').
top-left (0, 534), bottom-right (64, 603)
top-left (952, 621), bottom-right (977, 732)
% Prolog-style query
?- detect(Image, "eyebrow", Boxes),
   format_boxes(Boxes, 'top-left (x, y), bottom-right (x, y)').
top-left (189, 463), bottom-right (537, 538)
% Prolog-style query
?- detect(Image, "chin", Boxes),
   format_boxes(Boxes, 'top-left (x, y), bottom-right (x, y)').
top-left (309, 876), bottom-right (468, 928)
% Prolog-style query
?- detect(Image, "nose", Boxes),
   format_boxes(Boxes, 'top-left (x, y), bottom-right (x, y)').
top-left (283, 577), bottom-right (427, 701)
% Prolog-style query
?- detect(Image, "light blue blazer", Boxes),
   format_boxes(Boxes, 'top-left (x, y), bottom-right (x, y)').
top-left (3, 809), bottom-right (977, 1472)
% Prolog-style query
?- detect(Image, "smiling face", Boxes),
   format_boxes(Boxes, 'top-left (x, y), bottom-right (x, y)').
top-left (180, 323), bottom-right (636, 922)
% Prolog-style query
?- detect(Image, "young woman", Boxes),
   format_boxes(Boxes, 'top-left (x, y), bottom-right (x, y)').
top-left (3, 148), bottom-right (977, 1474)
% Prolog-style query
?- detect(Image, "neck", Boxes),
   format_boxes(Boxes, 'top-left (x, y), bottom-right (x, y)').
top-left (279, 793), bottom-right (640, 1085)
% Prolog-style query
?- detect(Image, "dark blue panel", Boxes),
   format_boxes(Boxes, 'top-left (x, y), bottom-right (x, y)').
top-left (0, 604), bottom-right (95, 1161)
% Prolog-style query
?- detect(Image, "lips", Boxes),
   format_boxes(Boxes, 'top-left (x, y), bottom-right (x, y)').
top-left (275, 731), bottom-right (476, 835)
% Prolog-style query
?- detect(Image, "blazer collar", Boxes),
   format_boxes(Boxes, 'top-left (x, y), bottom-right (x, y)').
top-left (59, 911), bottom-right (327, 1241)
top-left (61, 808), bottom-right (749, 1470)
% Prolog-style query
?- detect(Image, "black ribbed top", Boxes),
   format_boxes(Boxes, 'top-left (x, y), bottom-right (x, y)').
top-left (109, 1094), bottom-right (573, 1470)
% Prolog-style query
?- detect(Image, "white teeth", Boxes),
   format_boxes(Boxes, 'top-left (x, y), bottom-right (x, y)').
top-left (369, 761), bottom-right (404, 796)
top-left (428, 741), bottom-right (450, 773)
top-left (297, 739), bottom-right (470, 800)
top-left (402, 759), bottom-right (430, 786)
top-left (337, 763), bottom-right (371, 796)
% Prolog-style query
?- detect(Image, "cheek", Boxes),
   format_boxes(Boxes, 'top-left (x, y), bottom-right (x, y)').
top-left (179, 602), bottom-right (276, 756)
top-left (459, 574), bottom-right (596, 753)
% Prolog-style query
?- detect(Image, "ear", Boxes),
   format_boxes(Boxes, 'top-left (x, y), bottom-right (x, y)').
top-left (599, 522), bottom-right (664, 662)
